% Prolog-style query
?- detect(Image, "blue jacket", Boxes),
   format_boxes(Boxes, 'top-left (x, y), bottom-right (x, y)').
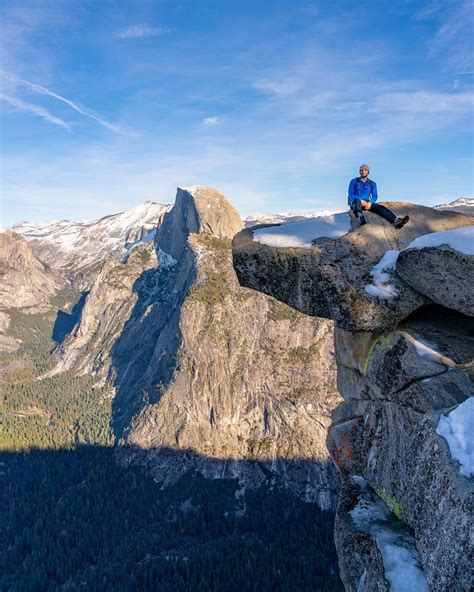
top-left (348, 177), bottom-right (378, 205)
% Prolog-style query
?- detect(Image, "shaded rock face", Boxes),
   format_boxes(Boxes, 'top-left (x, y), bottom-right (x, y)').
top-left (330, 307), bottom-right (473, 591)
top-left (0, 229), bottom-right (63, 311)
top-left (48, 242), bottom-right (161, 378)
top-left (232, 205), bottom-right (473, 590)
top-left (52, 186), bottom-right (341, 507)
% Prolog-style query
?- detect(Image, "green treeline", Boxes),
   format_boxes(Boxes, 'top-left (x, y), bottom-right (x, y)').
top-left (1, 306), bottom-right (113, 451)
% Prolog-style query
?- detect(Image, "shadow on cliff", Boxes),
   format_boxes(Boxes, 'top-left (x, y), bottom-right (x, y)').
top-left (0, 444), bottom-right (344, 592)
top-left (109, 253), bottom-right (195, 440)
top-left (52, 291), bottom-right (89, 344)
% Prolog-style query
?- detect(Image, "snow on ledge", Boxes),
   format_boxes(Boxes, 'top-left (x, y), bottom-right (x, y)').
top-left (350, 478), bottom-right (428, 592)
top-left (411, 338), bottom-right (445, 364)
top-left (364, 250), bottom-right (400, 301)
top-left (252, 212), bottom-right (351, 248)
top-left (156, 247), bottom-right (177, 269)
top-left (436, 397), bottom-right (474, 478)
top-left (406, 225), bottom-right (474, 255)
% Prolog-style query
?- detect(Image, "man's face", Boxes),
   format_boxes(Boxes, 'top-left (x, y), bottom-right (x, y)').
top-left (359, 167), bottom-right (369, 179)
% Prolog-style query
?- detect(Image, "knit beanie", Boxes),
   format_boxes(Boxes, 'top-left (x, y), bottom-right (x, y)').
top-left (359, 164), bottom-right (370, 173)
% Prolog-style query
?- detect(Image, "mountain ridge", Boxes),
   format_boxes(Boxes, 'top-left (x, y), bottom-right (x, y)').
top-left (12, 200), bottom-right (172, 289)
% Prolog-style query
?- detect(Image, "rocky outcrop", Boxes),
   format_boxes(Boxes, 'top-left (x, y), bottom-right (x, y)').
top-left (0, 229), bottom-right (63, 311)
top-left (397, 246), bottom-right (473, 316)
top-left (0, 312), bottom-right (11, 333)
top-left (233, 203), bottom-right (472, 332)
top-left (232, 204), bottom-right (473, 590)
top-left (52, 186), bottom-right (341, 507)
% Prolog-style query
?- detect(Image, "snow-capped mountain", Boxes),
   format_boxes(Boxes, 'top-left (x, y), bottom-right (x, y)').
top-left (12, 201), bottom-right (172, 289)
top-left (434, 197), bottom-right (474, 215)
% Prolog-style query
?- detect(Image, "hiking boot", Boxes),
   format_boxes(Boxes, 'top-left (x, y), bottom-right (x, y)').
top-left (359, 215), bottom-right (367, 226)
top-left (394, 215), bottom-right (409, 229)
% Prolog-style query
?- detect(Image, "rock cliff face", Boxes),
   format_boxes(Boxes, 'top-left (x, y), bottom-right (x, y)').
top-left (233, 204), bottom-right (473, 590)
top-left (0, 229), bottom-right (63, 311)
top-left (51, 186), bottom-right (341, 507)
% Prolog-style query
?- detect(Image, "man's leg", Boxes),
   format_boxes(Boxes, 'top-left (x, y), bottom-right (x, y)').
top-left (370, 203), bottom-right (396, 224)
top-left (350, 199), bottom-right (366, 224)
top-left (351, 199), bottom-right (363, 215)
top-left (370, 203), bottom-right (409, 229)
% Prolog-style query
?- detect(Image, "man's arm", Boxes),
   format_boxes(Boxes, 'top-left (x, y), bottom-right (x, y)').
top-left (348, 178), bottom-right (357, 204)
top-left (370, 181), bottom-right (378, 204)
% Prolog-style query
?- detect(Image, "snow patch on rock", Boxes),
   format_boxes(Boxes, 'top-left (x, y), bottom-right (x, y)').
top-left (350, 481), bottom-right (428, 592)
top-left (125, 229), bottom-right (157, 251)
top-left (407, 225), bottom-right (474, 256)
top-left (252, 212), bottom-right (351, 248)
top-left (364, 250), bottom-right (400, 301)
top-left (436, 397), bottom-right (474, 478)
top-left (411, 338), bottom-right (445, 364)
top-left (156, 247), bottom-right (177, 269)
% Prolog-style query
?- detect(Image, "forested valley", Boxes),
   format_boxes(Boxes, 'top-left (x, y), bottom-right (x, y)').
top-left (0, 292), bottom-right (342, 591)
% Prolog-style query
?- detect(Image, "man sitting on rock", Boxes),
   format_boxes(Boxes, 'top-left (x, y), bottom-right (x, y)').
top-left (348, 164), bottom-right (409, 229)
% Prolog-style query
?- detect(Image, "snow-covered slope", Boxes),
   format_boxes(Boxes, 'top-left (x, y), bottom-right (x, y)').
top-left (245, 208), bottom-right (344, 228)
top-left (434, 197), bottom-right (474, 215)
top-left (12, 201), bottom-right (172, 289)
top-left (252, 212), bottom-right (351, 247)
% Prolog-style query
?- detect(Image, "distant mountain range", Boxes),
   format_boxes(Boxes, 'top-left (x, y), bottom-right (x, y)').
top-left (246, 197), bottom-right (474, 227)
top-left (12, 201), bottom-right (171, 289)
top-left (433, 197), bottom-right (474, 216)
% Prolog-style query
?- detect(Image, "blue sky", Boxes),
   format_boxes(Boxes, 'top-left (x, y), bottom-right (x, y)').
top-left (1, 0), bottom-right (473, 226)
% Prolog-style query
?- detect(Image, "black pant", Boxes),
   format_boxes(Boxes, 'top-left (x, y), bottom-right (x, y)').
top-left (350, 199), bottom-right (396, 224)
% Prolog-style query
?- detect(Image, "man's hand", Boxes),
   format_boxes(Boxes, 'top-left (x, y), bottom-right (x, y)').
top-left (361, 200), bottom-right (371, 210)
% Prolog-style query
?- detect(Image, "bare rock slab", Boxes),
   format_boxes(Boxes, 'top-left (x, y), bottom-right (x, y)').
top-left (397, 245), bottom-right (474, 316)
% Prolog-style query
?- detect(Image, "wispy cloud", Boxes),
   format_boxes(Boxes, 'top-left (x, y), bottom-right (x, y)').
top-left (0, 69), bottom-right (126, 135)
top-left (116, 25), bottom-right (172, 39)
top-left (0, 93), bottom-right (70, 131)
top-left (253, 78), bottom-right (304, 97)
top-left (373, 91), bottom-right (474, 113)
top-left (416, 0), bottom-right (474, 69)
top-left (412, 1), bottom-right (444, 20)
top-left (203, 116), bottom-right (221, 126)
top-left (299, 4), bottom-right (319, 17)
